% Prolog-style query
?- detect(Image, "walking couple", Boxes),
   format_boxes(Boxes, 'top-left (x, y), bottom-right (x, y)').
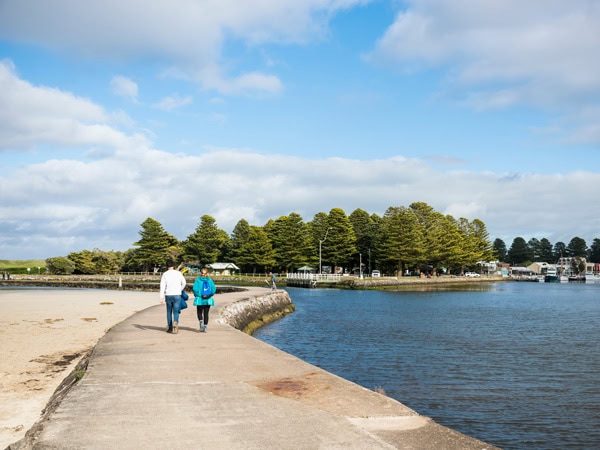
top-left (159, 261), bottom-right (216, 334)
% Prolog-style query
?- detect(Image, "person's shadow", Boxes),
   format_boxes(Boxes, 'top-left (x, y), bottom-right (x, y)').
top-left (132, 324), bottom-right (198, 333)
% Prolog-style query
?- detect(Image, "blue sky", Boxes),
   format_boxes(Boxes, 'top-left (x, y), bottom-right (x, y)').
top-left (1, 0), bottom-right (599, 260)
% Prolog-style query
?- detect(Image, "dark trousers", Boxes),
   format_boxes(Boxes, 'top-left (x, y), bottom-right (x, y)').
top-left (196, 305), bottom-right (210, 324)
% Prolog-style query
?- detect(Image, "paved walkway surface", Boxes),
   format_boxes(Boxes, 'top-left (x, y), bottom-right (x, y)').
top-left (17, 287), bottom-right (498, 449)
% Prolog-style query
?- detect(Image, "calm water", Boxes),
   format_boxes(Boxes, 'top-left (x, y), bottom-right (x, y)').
top-left (254, 282), bottom-right (600, 449)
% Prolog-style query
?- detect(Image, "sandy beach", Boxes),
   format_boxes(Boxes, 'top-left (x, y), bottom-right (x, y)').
top-left (0, 288), bottom-right (158, 449)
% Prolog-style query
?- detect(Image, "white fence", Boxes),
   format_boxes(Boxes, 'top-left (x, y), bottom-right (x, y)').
top-left (286, 273), bottom-right (342, 283)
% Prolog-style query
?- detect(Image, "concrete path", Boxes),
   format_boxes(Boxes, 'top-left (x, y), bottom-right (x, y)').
top-left (13, 287), bottom-right (498, 449)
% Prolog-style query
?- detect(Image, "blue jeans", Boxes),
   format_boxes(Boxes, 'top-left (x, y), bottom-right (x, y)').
top-left (165, 295), bottom-right (181, 328)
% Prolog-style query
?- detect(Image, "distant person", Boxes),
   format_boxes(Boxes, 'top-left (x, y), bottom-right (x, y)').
top-left (159, 260), bottom-right (186, 334)
top-left (269, 272), bottom-right (277, 290)
top-left (192, 267), bottom-right (216, 332)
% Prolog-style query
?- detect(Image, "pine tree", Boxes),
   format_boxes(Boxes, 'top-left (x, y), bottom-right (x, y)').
top-left (492, 238), bottom-right (507, 262)
top-left (349, 208), bottom-right (377, 274)
top-left (132, 218), bottom-right (179, 271)
top-left (378, 206), bottom-right (424, 276)
top-left (183, 215), bottom-right (229, 266)
top-left (588, 238), bottom-right (600, 263)
top-left (323, 208), bottom-right (357, 273)
top-left (507, 237), bottom-right (532, 265)
top-left (265, 212), bottom-right (312, 272)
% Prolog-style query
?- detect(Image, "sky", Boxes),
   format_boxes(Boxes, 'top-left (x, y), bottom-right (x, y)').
top-left (1, 0), bottom-right (600, 261)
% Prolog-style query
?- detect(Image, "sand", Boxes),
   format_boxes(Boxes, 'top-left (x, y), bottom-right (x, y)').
top-left (0, 288), bottom-right (158, 449)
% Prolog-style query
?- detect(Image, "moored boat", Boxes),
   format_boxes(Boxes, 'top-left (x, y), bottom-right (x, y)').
top-left (585, 272), bottom-right (600, 283)
top-left (544, 267), bottom-right (559, 283)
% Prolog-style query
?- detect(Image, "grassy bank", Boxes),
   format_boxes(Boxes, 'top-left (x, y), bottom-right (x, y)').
top-left (0, 259), bottom-right (46, 275)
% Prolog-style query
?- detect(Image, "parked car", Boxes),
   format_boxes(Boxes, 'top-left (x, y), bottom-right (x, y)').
top-left (464, 272), bottom-right (480, 277)
top-left (371, 270), bottom-right (381, 277)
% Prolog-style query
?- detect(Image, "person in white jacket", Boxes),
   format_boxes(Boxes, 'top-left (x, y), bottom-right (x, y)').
top-left (159, 260), bottom-right (186, 334)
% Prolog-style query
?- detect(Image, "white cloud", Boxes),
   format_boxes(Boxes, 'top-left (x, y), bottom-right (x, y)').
top-left (2, 140), bottom-right (599, 259)
top-left (367, 0), bottom-right (600, 143)
top-left (0, 0), bottom-right (365, 96)
top-left (193, 63), bottom-right (283, 96)
top-left (0, 60), bottom-right (138, 152)
top-left (155, 95), bottom-right (193, 112)
top-left (110, 76), bottom-right (138, 100)
top-left (1, 59), bottom-right (597, 259)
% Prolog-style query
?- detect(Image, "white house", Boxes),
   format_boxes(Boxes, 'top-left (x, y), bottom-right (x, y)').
top-left (207, 262), bottom-right (240, 276)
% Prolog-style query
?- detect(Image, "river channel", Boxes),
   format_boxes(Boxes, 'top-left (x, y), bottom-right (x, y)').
top-left (254, 281), bottom-right (600, 449)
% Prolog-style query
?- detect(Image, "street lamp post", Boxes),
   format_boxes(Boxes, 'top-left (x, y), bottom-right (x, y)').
top-left (319, 227), bottom-right (332, 275)
top-left (359, 253), bottom-right (363, 279)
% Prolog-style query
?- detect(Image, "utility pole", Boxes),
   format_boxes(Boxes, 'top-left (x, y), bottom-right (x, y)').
top-left (319, 227), bottom-right (332, 275)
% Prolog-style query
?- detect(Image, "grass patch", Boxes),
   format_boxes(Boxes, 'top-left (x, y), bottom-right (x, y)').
top-left (0, 259), bottom-right (46, 274)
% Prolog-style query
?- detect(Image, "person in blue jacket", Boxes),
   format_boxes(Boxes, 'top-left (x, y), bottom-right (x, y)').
top-left (192, 267), bottom-right (216, 333)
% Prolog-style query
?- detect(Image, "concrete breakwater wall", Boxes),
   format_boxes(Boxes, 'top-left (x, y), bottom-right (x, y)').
top-left (217, 289), bottom-right (295, 333)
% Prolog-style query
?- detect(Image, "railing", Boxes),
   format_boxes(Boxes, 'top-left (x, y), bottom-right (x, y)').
top-left (286, 273), bottom-right (342, 283)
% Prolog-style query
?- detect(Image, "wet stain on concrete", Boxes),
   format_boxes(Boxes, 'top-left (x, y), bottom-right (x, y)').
top-left (255, 372), bottom-right (330, 400)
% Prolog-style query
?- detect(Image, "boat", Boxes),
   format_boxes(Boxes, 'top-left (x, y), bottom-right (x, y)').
top-left (585, 272), bottom-right (600, 283)
top-left (544, 267), bottom-right (558, 283)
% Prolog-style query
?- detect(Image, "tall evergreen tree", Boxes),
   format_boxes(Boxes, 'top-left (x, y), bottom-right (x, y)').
top-left (368, 213), bottom-right (384, 273)
top-left (466, 218), bottom-right (493, 265)
top-left (349, 208), bottom-right (377, 274)
top-left (183, 215), bottom-right (229, 266)
top-left (588, 238), bottom-right (600, 263)
top-left (378, 206), bottom-right (424, 276)
top-left (538, 238), bottom-right (554, 263)
top-left (528, 238), bottom-right (542, 261)
top-left (429, 214), bottom-right (464, 274)
top-left (567, 237), bottom-right (587, 257)
top-left (132, 217), bottom-right (179, 271)
top-left (230, 219), bottom-right (252, 271)
top-left (553, 241), bottom-right (567, 261)
top-left (244, 226), bottom-right (276, 273)
top-left (507, 237), bottom-right (532, 265)
top-left (309, 212), bottom-right (332, 273)
top-left (492, 238), bottom-right (507, 262)
top-left (321, 208), bottom-right (357, 273)
top-left (265, 212), bottom-right (312, 272)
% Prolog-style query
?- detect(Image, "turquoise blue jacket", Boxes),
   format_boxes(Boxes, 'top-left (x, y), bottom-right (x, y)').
top-left (192, 276), bottom-right (216, 306)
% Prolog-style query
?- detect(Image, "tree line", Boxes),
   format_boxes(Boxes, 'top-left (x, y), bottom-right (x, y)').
top-left (494, 236), bottom-right (600, 266)
top-left (45, 201), bottom-right (494, 276)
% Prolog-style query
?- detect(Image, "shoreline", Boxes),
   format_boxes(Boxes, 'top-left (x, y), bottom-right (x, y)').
top-left (0, 289), bottom-right (159, 449)
top-left (0, 273), bottom-right (506, 292)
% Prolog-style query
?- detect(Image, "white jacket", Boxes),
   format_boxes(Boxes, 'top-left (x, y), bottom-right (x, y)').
top-left (159, 269), bottom-right (186, 299)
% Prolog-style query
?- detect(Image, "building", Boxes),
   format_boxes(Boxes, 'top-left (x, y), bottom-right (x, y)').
top-left (207, 262), bottom-right (240, 276)
top-left (527, 262), bottom-right (553, 275)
